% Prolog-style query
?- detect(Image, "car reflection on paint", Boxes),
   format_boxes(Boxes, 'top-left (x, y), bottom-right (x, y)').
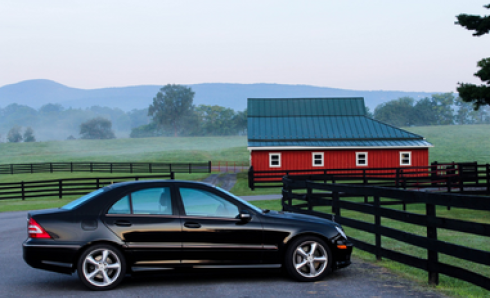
top-left (23, 180), bottom-right (352, 290)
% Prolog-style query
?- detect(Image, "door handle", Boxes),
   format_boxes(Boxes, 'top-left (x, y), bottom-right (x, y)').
top-left (114, 220), bottom-right (132, 227)
top-left (184, 222), bottom-right (201, 229)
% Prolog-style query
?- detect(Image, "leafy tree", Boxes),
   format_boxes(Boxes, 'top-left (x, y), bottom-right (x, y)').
top-left (23, 127), bottom-right (36, 142)
top-left (374, 97), bottom-right (415, 127)
top-left (7, 126), bottom-right (23, 142)
top-left (195, 105), bottom-right (236, 136)
top-left (456, 4), bottom-right (490, 109)
top-left (148, 84), bottom-right (195, 137)
top-left (233, 109), bottom-right (248, 135)
top-left (39, 103), bottom-right (64, 114)
top-left (430, 93), bottom-right (455, 125)
top-left (412, 98), bottom-right (437, 126)
top-left (79, 117), bottom-right (116, 139)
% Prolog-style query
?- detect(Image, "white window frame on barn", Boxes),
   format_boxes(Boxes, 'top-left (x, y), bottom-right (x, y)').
top-left (269, 153), bottom-right (281, 168)
top-left (400, 151), bottom-right (412, 166)
top-left (312, 152), bottom-right (324, 167)
top-left (356, 152), bottom-right (368, 166)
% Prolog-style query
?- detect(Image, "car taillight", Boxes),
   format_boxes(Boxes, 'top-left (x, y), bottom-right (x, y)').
top-left (28, 218), bottom-right (51, 239)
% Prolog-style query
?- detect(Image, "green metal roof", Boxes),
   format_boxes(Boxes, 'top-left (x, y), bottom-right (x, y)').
top-left (248, 97), bottom-right (365, 117)
top-left (247, 98), bottom-right (432, 148)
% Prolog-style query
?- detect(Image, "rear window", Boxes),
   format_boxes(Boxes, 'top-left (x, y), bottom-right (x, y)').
top-left (61, 189), bottom-right (105, 210)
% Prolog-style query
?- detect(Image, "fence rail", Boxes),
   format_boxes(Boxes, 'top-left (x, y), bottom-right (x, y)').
top-left (0, 162), bottom-right (211, 175)
top-left (249, 162), bottom-right (490, 195)
top-left (0, 174), bottom-right (174, 200)
top-left (281, 175), bottom-right (490, 290)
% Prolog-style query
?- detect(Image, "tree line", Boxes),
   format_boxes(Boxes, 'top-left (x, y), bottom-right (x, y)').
top-left (372, 93), bottom-right (490, 127)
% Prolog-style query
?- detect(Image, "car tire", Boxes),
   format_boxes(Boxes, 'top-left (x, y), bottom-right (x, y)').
top-left (284, 236), bottom-right (332, 282)
top-left (77, 244), bottom-right (126, 291)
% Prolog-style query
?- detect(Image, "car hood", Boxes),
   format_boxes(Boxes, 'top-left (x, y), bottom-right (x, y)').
top-left (263, 210), bottom-right (339, 227)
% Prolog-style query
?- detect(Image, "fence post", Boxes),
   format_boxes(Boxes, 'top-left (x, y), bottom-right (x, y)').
top-left (59, 180), bottom-right (62, 199)
top-left (50, 163), bottom-right (53, 173)
top-left (10, 164), bottom-right (13, 175)
top-left (401, 170), bottom-right (406, 190)
top-left (395, 168), bottom-right (400, 188)
top-left (208, 161), bottom-right (212, 173)
top-left (130, 163), bottom-right (133, 173)
top-left (31, 164), bottom-right (33, 174)
top-left (248, 166), bottom-right (254, 191)
top-left (189, 163), bottom-right (192, 174)
top-left (110, 163), bottom-right (113, 173)
top-left (70, 162), bottom-right (73, 173)
top-left (374, 195), bottom-right (381, 261)
top-left (90, 162), bottom-right (93, 172)
top-left (169, 164), bottom-right (172, 173)
top-left (171, 172), bottom-right (175, 180)
top-left (96, 178), bottom-right (100, 189)
top-left (149, 163), bottom-right (152, 174)
top-left (431, 161), bottom-right (437, 187)
top-left (21, 181), bottom-right (25, 200)
top-left (363, 169), bottom-right (368, 203)
top-left (426, 203), bottom-right (439, 286)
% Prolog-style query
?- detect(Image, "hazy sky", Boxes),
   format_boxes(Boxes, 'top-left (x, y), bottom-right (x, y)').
top-left (1, 0), bottom-right (489, 92)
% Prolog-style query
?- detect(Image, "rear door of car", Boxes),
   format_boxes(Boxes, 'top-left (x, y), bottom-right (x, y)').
top-left (176, 183), bottom-right (264, 266)
top-left (102, 183), bottom-right (182, 268)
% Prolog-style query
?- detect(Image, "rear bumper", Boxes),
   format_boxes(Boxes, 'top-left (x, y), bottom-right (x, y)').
top-left (23, 239), bottom-right (81, 274)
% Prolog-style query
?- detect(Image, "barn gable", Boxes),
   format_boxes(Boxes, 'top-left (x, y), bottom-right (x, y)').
top-left (247, 98), bottom-right (433, 149)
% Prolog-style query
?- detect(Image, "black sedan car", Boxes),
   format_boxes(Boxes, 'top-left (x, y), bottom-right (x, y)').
top-left (23, 180), bottom-right (352, 290)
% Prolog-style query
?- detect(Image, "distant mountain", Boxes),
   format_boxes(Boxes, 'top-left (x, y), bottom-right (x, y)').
top-left (0, 79), bottom-right (443, 111)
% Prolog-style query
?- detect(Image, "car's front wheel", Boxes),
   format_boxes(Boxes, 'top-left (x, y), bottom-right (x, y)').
top-left (284, 236), bottom-right (332, 282)
top-left (77, 244), bottom-right (126, 291)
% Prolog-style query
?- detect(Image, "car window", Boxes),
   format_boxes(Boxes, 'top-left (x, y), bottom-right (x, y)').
top-left (180, 188), bottom-right (239, 218)
top-left (107, 187), bottom-right (172, 215)
top-left (133, 187), bottom-right (172, 215)
top-left (107, 195), bottom-right (130, 214)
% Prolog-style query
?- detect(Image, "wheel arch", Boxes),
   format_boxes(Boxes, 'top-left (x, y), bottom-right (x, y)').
top-left (282, 231), bottom-right (335, 258)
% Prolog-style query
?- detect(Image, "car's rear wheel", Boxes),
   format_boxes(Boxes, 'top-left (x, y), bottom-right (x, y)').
top-left (284, 236), bottom-right (332, 282)
top-left (77, 244), bottom-right (126, 291)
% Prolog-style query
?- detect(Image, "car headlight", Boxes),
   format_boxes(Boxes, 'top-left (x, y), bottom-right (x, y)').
top-left (335, 226), bottom-right (347, 240)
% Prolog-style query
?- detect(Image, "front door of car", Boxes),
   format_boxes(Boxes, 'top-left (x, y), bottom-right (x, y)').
top-left (103, 185), bottom-right (182, 267)
top-left (177, 186), bottom-right (264, 266)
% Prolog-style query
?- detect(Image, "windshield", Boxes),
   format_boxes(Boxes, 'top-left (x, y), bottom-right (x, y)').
top-left (61, 188), bottom-right (105, 210)
top-left (216, 187), bottom-right (263, 213)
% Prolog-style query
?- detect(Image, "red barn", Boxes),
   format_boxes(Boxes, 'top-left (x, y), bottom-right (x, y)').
top-left (247, 98), bottom-right (433, 172)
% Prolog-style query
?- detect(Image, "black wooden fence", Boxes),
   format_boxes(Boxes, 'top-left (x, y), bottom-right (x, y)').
top-left (0, 161), bottom-right (211, 175)
top-left (249, 162), bottom-right (490, 195)
top-left (0, 174), bottom-right (174, 201)
top-left (282, 175), bottom-right (490, 290)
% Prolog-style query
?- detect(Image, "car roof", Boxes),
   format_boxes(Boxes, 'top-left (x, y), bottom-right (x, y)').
top-left (103, 179), bottom-right (214, 190)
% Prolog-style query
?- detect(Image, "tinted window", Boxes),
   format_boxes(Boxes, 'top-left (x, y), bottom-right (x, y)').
top-left (180, 188), bottom-right (239, 218)
top-left (133, 187), bottom-right (172, 215)
top-left (107, 187), bottom-right (172, 215)
top-left (108, 195), bottom-right (130, 214)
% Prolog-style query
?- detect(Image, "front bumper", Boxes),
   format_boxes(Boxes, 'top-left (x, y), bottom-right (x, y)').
top-left (332, 239), bottom-right (353, 270)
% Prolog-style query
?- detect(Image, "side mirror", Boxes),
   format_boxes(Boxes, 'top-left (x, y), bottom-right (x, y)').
top-left (238, 210), bottom-right (252, 222)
